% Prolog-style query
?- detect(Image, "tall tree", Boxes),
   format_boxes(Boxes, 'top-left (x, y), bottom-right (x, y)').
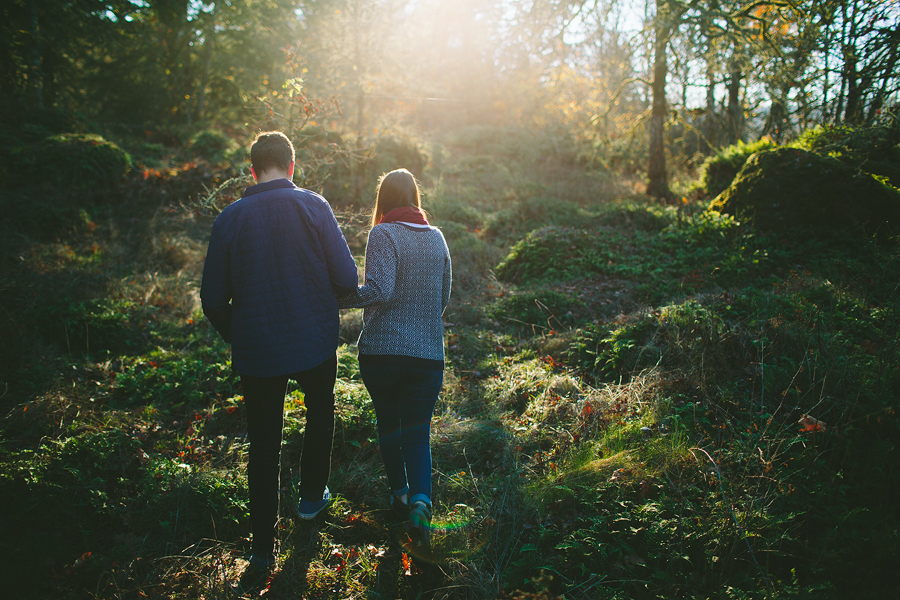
top-left (832, 0), bottom-right (900, 124)
top-left (647, 0), bottom-right (689, 200)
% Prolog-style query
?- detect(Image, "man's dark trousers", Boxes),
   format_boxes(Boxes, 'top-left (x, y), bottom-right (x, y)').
top-left (242, 354), bottom-right (338, 558)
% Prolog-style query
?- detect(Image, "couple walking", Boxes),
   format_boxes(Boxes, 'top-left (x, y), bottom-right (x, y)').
top-left (200, 131), bottom-right (451, 584)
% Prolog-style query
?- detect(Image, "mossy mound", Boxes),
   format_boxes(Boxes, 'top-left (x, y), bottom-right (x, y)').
top-left (698, 138), bottom-right (776, 198)
top-left (709, 147), bottom-right (900, 235)
top-left (795, 123), bottom-right (900, 187)
top-left (21, 133), bottom-right (133, 192)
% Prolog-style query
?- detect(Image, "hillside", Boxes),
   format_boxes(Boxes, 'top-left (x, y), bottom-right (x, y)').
top-left (1, 124), bottom-right (898, 600)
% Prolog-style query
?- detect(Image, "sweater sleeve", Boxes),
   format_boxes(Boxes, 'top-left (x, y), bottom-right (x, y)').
top-left (336, 226), bottom-right (396, 309)
top-left (318, 201), bottom-right (360, 294)
top-left (442, 248), bottom-right (452, 313)
top-left (200, 218), bottom-right (233, 343)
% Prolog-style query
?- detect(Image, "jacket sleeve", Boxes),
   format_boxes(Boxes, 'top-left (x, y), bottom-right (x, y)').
top-left (200, 219), bottom-right (233, 343)
top-left (337, 226), bottom-right (396, 309)
top-left (318, 202), bottom-right (359, 295)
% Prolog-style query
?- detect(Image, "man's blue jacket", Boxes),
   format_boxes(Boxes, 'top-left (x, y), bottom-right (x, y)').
top-left (200, 179), bottom-right (358, 377)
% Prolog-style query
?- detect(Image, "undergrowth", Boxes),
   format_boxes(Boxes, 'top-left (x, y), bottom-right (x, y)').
top-left (0, 123), bottom-right (897, 600)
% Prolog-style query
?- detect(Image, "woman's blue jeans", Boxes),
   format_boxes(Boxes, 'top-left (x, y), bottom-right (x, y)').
top-left (359, 356), bottom-right (443, 507)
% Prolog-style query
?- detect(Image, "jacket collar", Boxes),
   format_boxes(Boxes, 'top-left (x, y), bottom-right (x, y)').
top-left (243, 178), bottom-right (295, 198)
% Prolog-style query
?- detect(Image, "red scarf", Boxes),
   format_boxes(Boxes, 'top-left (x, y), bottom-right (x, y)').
top-left (379, 206), bottom-right (429, 225)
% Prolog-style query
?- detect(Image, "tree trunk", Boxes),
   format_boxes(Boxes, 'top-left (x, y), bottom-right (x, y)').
top-left (725, 54), bottom-right (742, 145)
top-left (196, 5), bottom-right (219, 123)
top-left (705, 51), bottom-right (716, 152)
top-left (843, 53), bottom-right (863, 123)
top-left (647, 2), bottom-right (672, 201)
top-left (352, 5), bottom-right (366, 203)
top-left (763, 90), bottom-right (787, 143)
top-left (29, 0), bottom-right (43, 109)
top-left (195, 25), bottom-right (214, 124)
top-left (865, 25), bottom-right (900, 124)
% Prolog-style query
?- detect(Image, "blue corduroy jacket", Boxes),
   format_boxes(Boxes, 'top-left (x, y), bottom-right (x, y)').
top-left (200, 179), bottom-right (358, 377)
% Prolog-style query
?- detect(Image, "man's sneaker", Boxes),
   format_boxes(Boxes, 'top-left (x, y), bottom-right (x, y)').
top-left (236, 554), bottom-right (274, 594)
top-left (298, 486), bottom-right (332, 520)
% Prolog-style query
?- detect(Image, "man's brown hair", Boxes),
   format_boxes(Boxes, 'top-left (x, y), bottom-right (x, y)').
top-left (250, 131), bottom-right (295, 175)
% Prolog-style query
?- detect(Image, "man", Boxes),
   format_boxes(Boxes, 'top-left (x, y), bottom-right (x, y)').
top-left (200, 131), bottom-right (358, 582)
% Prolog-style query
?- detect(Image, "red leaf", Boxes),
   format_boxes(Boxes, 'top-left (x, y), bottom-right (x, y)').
top-left (401, 552), bottom-right (411, 575)
top-left (798, 414), bottom-right (825, 433)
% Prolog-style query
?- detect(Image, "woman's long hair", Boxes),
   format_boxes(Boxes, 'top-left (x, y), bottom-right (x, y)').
top-left (371, 168), bottom-right (421, 227)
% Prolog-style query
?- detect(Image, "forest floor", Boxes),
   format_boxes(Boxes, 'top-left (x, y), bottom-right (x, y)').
top-left (1, 125), bottom-right (898, 600)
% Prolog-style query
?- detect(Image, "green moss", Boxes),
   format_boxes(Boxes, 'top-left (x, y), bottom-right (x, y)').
top-left (698, 138), bottom-right (777, 198)
top-left (709, 147), bottom-right (900, 236)
top-left (793, 123), bottom-right (900, 187)
top-left (34, 133), bottom-right (133, 191)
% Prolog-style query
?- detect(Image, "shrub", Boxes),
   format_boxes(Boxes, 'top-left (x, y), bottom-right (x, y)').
top-left (439, 223), bottom-right (505, 298)
top-left (35, 298), bottom-right (145, 356)
top-left (427, 195), bottom-right (485, 231)
top-left (23, 133), bottom-right (132, 192)
top-left (114, 343), bottom-right (237, 406)
top-left (698, 138), bottom-right (776, 198)
top-left (496, 226), bottom-right (630, 284)
top-left (189, 129), bottom-right (233, 161)
top-left (295, 132), bottom-right (427, 207)
top-left (294, 125), bottom-right (344, 148)
top-left (569, 315), bottom-right (658, 382)
top-left (445, 125), bottom-right (531, 160)
top-left (594, 202), bottom-right (671, 233)
top-left (365, 134), bottom-right (429, 179)
top-left (581, 124), bottom-right (649, 174)
top-left (0, 105), bottom-right (87, 141)
top-left (485, 196), bottom-right (591, 244)
top-left (139, 457), bottom-right (247, 549)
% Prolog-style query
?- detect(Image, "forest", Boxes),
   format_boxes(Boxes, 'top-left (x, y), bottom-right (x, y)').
top-left (1, 0), bottom-right (899, 598)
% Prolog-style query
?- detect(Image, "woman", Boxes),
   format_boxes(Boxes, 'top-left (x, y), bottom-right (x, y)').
top-left (339, 168), bottom-right (451, 558)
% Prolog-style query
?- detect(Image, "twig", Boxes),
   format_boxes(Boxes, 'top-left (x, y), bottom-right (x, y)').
top-left (759, 330), bottom-right (765, 413)
top-left (463, 448), bottom-right (481, 499)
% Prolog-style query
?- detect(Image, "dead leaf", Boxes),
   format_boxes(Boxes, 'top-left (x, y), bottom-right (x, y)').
top-left (798, 414), bottom-right (825, 433)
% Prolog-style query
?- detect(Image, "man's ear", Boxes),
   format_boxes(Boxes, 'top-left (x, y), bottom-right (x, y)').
top-left (250, 166), bottom-right (258, 181)
top-left (287, 160), bottom-right (295, 179)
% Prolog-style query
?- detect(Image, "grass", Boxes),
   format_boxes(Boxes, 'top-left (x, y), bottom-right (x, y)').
top-left (0, 124), bottom-right (898, 599)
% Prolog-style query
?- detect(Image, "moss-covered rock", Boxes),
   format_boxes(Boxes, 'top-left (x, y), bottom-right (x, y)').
top-left (709, 147), bottom-right (900, 235)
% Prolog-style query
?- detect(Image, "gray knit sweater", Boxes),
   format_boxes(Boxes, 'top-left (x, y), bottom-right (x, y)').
top-left (338, 222), bottom-right (451, 361)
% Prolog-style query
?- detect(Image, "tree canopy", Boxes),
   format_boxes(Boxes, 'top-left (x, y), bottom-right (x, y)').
top-left (3, 0), bottom-right (898, 194)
